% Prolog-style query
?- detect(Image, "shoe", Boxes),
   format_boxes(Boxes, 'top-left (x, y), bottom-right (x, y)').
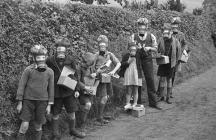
top-left (170, 95), bottom-right (174, 98)
top-left (97, 118), bottom-right (110, 124)
top-left (70, 129), bottom-right (86, 138)
top-left (149, 105), bottom-right (162, 110)
top-left (157, 96), bottom-right (165, 102)
top-left (166, 98), bottom-right (172, 104)
top-left (131, 104), bottom-right (137, 108)
top-left (124, 104), bottom-right (132, 110)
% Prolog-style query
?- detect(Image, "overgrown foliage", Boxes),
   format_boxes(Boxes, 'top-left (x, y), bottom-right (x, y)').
top-left (0, 0), bottom-right (216, 139)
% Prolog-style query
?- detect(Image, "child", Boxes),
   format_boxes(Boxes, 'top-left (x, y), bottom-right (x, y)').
top-left (16, 45), bottom-right (54, 140)
top-left (46, 37), bottom-right (86, 139)
top-left (119, 42), bottom-right (143, 110)
top-left (157, 23), bottom-right (181, 104)
top-left (93, 35), bottom-right (121, 124)
top-left (77, 52), bottom-right (98, 131)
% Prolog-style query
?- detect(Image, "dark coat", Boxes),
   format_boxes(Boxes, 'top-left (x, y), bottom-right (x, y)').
top-left (46, 55), bottom-right (79, 98)
top-left (158, 37), bottom-right (181, 68)
top-left (118, 50), bottom-right (143, 78)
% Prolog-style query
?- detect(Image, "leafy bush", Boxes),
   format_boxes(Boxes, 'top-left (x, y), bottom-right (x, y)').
top-left (1, 0), bottom-right (216, 139)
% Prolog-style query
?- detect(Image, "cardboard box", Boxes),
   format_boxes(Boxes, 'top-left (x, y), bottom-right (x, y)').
top-left (57, 76), bottom-right (77, 90)
top-left (180, 50), bottom-right (190, 63)
top-left (156, 55), bottom-right (169, 65)
top-left (132, 108), bottom-right (145, 118)
top-left (101, 73), bottom-right (111, 83)
top-left (84, 77), bottom-right (95, 86)
top-left (60, 66), bottom-right (75, 76)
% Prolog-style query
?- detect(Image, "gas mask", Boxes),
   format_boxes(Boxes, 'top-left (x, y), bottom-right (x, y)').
top-left (129, 46), bottom-right (137, 57)
top-left (99, 43), bottom-right (107, 56)
top-left (163, 30), bottom-right (172, 40)
top-left (171, 24), bottom-right (179, 34)
top-left (35, 55), bottom-right (47, 72)
top-left (56, 46), bottom-right (66, 61)
top-left (138, 25), bottom-right (147, 37)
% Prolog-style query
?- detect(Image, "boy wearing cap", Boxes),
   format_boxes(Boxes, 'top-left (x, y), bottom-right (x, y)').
top-left (157, 23), bottom-right (181, 104)
top-left (46, 37), bottom-right (86, 139)
top-left (93, 35), bottom-right (121, 124)
top-left (77, 52), bottom-right (97, 131)
top-left (171, 17), bottom-right (190, 98)
top-left (16, 45), bottom-right (54, 140)
top-left (131, 18), bottom-right (161, 109)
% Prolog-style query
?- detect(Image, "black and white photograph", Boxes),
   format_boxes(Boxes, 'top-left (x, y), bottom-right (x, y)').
top-left (0, 0), bottom-right (216, 140)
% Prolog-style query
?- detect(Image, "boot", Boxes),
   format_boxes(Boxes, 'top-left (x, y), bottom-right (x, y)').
top-left (158, 87), bottom-right (165, 102)
top-left (137, 87), bottom-right (142, 104)
top-left (69, 119), bottom-right (86, 138)
top-left (166, 87), bottom-right (172, 104)
top-left (34, 130), bottom-right (42, 140)
top-left (97, 103), bottom-right (110, 124)
top-left (80, 108), bottom-right (89, 132)
top-left (16, 133), bottom-right (25, 140)
top-left (52, 119), bottom-right (61, 140)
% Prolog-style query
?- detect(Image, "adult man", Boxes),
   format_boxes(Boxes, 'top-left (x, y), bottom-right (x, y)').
top-left (171, 17), bottom-right (189, 98)
top-left (46, 37), bottom-right (86, 139)
top-left (157, 23), bottom-right (181, 104)
top-left (131, 18), bottom-right (161, 110)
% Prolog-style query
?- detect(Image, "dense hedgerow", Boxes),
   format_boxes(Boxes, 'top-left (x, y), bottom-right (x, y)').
top-left (0, 0), bottom-right (216, 138)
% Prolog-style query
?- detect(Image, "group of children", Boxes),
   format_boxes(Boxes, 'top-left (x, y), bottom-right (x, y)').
top-left (16, 16), bottom-right (188, 140)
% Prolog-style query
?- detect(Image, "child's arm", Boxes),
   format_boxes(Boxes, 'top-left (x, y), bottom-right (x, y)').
top-left (108, 52), bottom-right (121, 76)
top-left (16, 68), bottom-right (30, 101)
top-left (16, 67), bottom-right (30, 113)
top-left (48, 69), bottom-right (54, 105)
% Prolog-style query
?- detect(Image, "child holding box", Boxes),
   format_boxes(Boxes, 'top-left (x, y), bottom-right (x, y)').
top-left (77, 52), bottom-right (98, 131)
top-left (93, 35), bottom-right (121, 124)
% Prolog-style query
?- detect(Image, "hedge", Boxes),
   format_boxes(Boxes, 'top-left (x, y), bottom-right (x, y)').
top-left (0, 0), bottom-right (216, 139)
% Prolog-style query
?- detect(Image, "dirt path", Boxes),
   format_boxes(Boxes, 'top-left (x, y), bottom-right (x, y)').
top-left (75, 66), bottom-right (216, 140)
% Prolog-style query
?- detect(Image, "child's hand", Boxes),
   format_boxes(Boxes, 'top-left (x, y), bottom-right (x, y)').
top-left (85, 86), bottom-right (93, 94)
top-left (74, 91), bottom-right (80, 98)
top-left (96, 68), bottom-right (103, 74)
top-left (90, 73), bottom-right (97, 78)
top-left (108, 71), bottom-right (115, 76)
top-left (144, 47), bottom-right (152, 52)
top-left (46, 105), bottom-right (51, 115)
top-left (17, 101), bottom-right (22, 113)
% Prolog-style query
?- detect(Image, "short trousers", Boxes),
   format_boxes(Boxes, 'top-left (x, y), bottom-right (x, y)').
top-left (52, 95), bottom-right (79, 115)
top-left (79, 94), bottom-right (93, 105)
top-left (20, 100), bottom-right (48, 124)
top-left (96, 83), bottom-right (113, 98)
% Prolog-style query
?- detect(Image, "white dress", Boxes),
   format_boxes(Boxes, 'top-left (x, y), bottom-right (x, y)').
top-left (123, 58), bottom-right (142, 86)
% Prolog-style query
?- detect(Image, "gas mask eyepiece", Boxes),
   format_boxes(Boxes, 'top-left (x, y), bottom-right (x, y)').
top-left (56, 46), bottom-right (66, 61)
top-left (35, 55), bottom-right (47, 72)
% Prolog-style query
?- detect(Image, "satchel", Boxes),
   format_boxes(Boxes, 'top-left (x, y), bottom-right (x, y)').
top-left (180, 50), bottom-right (190, 63)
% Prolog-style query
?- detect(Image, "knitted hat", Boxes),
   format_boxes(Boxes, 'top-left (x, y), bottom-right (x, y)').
top-left (136, 18), bottom-right (149, 25)
top-left (171, 17), bottom-right (181, 25)
top-left (82, 52), bottom-right (96, 65)
top-left (163, 23), bottom-right (172, 29)
top-left (55, 37), bottom-right (70, 48)
top-left (97, 35), bottom-right (109, 44)
top-left (30, 45), bottom-right (47, 56)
